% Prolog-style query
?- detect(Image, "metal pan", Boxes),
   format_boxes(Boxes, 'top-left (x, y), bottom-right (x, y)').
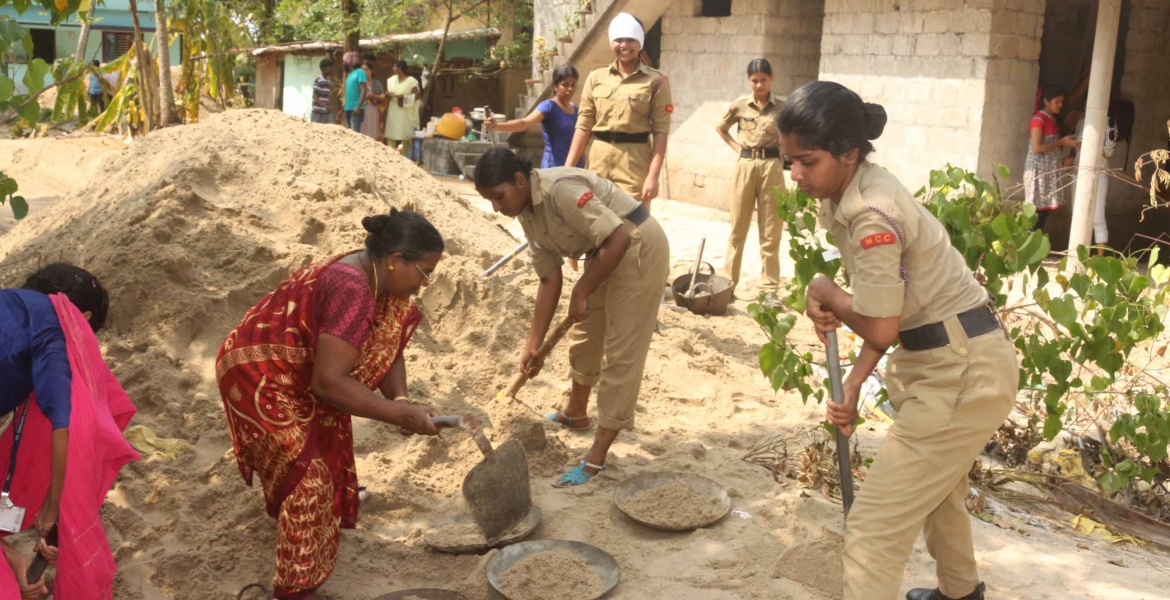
top-left (373, 590), bottom-right (469, 600)
top-left (424, 504), bottom-right (542, 555)
top-left (613, 472), bottom-right (732, 532)
top-left (486, 539), bottom-right (619, 600)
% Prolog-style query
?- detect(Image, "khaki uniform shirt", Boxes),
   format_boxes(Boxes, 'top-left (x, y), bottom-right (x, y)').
top-left (817, 162), bottom-right (988, 330)
top-left (519, 167), bottom-right (642, 279)
top-left (717, 93), bottom-right (784, 149)
top-left (577, 61), bottom-right (672, 135)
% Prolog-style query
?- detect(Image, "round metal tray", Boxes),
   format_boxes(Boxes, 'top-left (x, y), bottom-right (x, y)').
top-left (486, 539), bottom-right (619, 600)
top-left (613, 471), bottom-right (732, 532)
top-left (373, 590), bottom-right (469, 600)
top-left (424, 504), bottom-right (542, 555)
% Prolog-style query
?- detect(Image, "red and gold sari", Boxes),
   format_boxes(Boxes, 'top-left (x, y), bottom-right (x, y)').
top-left (215, 253), bottom-right (422, 599)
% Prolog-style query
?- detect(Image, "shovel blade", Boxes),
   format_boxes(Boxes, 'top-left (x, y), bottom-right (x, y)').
top-left (462, 439), bottom-right (531, 542)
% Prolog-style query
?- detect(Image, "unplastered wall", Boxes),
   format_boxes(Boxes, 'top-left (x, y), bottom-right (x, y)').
top-left (660, 0), bottom-right (824, 209)
top-left (817, 0), bottom-right (1024, 192)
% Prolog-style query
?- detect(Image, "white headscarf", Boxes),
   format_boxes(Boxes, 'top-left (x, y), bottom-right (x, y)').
top-left (608, 12), bottom-right (644, 47)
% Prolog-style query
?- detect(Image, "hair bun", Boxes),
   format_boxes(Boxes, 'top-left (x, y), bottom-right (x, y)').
top-left (864, 103), bottom-right (887, 140)
top-left (362, 214), bottom-right (392, 233)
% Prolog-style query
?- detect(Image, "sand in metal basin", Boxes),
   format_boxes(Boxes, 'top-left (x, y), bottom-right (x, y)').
top-left (498, 550), bottom-right (606, 600)
top-left (618, 480), bottom-right (726, 530)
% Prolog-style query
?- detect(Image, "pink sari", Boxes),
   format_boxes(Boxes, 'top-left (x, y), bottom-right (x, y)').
top-left (0, 294), bottom-right (139, 599)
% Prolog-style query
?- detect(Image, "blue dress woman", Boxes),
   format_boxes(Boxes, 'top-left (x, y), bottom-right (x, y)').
top-left (485, 65), bottom-right (584, 168)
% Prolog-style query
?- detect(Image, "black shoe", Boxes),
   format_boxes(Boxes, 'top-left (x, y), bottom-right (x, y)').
top-left (906, 582), bottom-right (986, 600)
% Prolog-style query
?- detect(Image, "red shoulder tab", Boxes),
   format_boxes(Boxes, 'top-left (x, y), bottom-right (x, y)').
top-left (577, 191), bottom-right (595, 208)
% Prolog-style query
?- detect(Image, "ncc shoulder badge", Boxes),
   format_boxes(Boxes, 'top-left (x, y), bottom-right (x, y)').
top-left (577, 191), bottom-right (595, 208)
top-left (860, 232), bottom-right (897, 249)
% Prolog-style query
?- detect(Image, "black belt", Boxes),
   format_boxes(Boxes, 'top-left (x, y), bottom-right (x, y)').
top-left (740, 147), bottom-right (781, 160)
top-left (594, 131), bottom-right (650, 144)
top-left (899, 304), bottom-right (1001, 352)
top-left (581, 204), bottom-right (650, 260)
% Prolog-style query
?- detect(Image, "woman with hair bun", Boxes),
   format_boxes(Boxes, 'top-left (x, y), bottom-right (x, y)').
top-left (474, 147), bottom-right (669, 488)
top-left (779, 81), bottom-right (1017, 600)
top-left (216, 210), bottom-right (445, 600)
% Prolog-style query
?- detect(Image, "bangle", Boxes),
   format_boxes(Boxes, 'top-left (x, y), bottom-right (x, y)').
top-left (392, 396), bottom-right (412, 405)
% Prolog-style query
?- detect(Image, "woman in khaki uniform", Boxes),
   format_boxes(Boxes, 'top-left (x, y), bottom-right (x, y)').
top-left (474, 148), bottom-right (670, 488)
top-left (565, 12), bottom-right (672, 209)
top-left (716, 58), bottom-right (786, 304)
top-left (779, 81), bottom-right (1018, 600)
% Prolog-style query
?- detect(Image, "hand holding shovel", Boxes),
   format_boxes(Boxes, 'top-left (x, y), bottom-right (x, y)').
top-left (824, 330), bottom-right (856, 516)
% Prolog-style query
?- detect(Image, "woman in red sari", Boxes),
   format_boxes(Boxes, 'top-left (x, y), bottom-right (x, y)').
top-left (217, 209), bottom-right (445, 600)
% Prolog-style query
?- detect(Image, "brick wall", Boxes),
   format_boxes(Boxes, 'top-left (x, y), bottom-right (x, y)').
top-left (659, 0), bottom-right (824, 208)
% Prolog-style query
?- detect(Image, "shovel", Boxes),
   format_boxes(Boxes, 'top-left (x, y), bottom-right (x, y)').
top-left (686, 238), bottom-right (707, 298)
top-left (824, 330), bottom-right (856, 515)
top-left (433, 415), bottom-right (532, 543)
top-left (501, 315), bottom-right (575, 404)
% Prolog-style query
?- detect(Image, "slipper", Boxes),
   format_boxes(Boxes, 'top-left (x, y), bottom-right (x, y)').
top-left (545, 410), bottom-right (592, 430)
top-left (554, 461), bottom-right (605, 488)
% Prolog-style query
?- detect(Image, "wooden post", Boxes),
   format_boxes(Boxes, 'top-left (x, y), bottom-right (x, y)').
top-left (1068, 0), bottom-right (1122, 252)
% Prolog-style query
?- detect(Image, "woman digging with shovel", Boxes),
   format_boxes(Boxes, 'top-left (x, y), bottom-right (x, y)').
top-left (474, 147), bottom-right (670, 488)
top-left (217, 210), bottom-right (445, 600)
top-left (779, 81), bottom-right (1018, 600)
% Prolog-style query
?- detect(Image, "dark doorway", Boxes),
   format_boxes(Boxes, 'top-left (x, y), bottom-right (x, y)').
top-left (699, 0), bottom-right (733, 18)
top-left (643, 19), bottom-right (662, 69)
top-left (29, 28), bottom-right (55, 62)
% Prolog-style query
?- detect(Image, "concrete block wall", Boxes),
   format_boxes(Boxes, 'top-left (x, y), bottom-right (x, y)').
top-left (660, 0), bottom-right (824, 209)
top-left (817, 0), bottom-right (1038, 192)
top-left (976, 0), bottom-right (1046, 186)
top-left (533, 0), bottom-right (581, 81)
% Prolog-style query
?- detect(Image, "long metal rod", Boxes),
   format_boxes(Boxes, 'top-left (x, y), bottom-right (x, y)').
top-left (483, 241), bottom-right (529, 276)
top-left (825, 330), bottom-right (855, 516)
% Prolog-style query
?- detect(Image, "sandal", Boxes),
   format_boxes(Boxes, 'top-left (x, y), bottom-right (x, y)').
top-left (554, 461), bottom-right (605, 488)
top-left (545, 410), bottom-right (592, 430)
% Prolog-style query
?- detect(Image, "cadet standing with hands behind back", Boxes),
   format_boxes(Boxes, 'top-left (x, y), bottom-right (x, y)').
top-left (565, 12), bottom-right (672, 210)
top-left (780, 81), bottom-right (1018, 600)
top-left (716, 58), bottom-right (786, 305)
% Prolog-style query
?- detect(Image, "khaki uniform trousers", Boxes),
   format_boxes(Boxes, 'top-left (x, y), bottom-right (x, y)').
top-left (844, 316), bottom-right (1018, 600)
top-left (567, 217), bottom-right (670, 431)
top-left (587, 139), bottom-right (653, 200)
top-left (725, 157), bottom-right (785, 290)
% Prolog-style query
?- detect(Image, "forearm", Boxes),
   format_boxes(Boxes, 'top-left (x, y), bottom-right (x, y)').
top-left (821, 286), bottom-right (897, 349)
top-left (575, 229), bottom-right (631, 299)
top-left (716, 128), bottom-right (740, 153)
top-left (378, 354), bottom-right (409, 400)
top-left (527, 273), bottom-right (563, 350)
top-left (647, 134), bottom-right (668, 179)
top-left (314, 374), bottom-right (404, 423)
top-left (565, 129), bottom-right (592, 168)
top-left (492, 120), bottom-right (530, 133)
top-left (43, 428), bottom-right (68, 521)
top-left (845, 342), bottom-right (885, 387)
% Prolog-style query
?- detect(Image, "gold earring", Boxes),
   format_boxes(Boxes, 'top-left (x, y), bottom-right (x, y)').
top-left (389, 264), bottom-right (395, 271)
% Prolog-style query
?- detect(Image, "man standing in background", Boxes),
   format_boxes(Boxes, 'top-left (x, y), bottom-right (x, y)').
top-left (311, 58), bottom-right (334, 125)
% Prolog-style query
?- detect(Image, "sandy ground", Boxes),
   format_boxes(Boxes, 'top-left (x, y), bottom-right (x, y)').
top-left (0, 113), bottom-right (1167, 600)
top-left (0, 136), bottom-right (126, 235)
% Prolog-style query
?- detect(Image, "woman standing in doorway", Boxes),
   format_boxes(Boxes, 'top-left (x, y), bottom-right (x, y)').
top-left (485, 65), bottom-right (584, 168)
top-left (565, 12), bottom-right (672, 210)
top-left (715, 58), bottom-right (786, 305)
top-left (384, 60), bottom-right (421, 152)
top-left (1024, 85), bottom-right (1078, 231)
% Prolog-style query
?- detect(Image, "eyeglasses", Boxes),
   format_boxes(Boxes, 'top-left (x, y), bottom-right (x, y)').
top-left (414, 264), bottom-right (432, 285)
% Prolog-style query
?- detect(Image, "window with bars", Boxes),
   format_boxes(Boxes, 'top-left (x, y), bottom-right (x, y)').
top-left (102, 32), bottom-right (139, 63)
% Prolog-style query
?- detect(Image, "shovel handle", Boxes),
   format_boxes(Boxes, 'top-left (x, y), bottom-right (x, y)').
top-left (686, 238), bottom-right (706, 298)
top-left (505, 315), bottom-right (575, 397)
top-left (431, 416), bottom-right (462, 429)
top-left (825, 330), bottom-right (855, 515)
top-left (27, 523), bottom-right (57, 583)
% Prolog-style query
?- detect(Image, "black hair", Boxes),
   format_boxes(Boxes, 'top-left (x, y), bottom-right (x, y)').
top-left (395, 59), bottom-right (409, 74)
top-left (552, 64), bottom-right (579, 86)
top-left (361, 209), bottom-right (444, 262)
top-left (474, 147), bottom-right (533, 189)
top-left (778, 81), bottom-right (887, 161)
top-left (747, 58), bottom-right (772, 77)
top-left (22, 263), bottom-right (109, 332)
top-left (363, 52), bottom-right (376, 62)
top-left (320, 58), bottom-right (333, 71)
top-left (1041, 85), bottom-right (1066, 102)
top-left (362, 60), bottom-right (375, 70)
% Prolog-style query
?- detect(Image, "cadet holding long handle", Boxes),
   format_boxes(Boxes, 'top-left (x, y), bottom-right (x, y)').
top-left (781, 81), bottom-right (1017, 600)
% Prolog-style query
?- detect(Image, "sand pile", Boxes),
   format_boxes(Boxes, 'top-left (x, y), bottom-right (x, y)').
top-left (619, 480), bottom-right (726, 530)
top-left (498, 550), bottom-right (606, 600)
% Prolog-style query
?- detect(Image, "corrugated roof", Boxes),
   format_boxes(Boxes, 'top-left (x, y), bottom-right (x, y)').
top-left (251, 26), bottom-right (501, 57)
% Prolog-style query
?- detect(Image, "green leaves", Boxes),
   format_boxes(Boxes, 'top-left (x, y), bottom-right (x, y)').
top-left (1047, 296), bottom-right (1078, 330)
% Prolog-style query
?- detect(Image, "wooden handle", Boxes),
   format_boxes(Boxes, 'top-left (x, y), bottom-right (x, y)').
top-left (687, 238), bottom-right (707, 298)
top-left (506, 316), bottom-right (574, 397)
top-left (27, 523), bottom-right (57, 583)
top-left (431, 416), bottom-right (461, 429)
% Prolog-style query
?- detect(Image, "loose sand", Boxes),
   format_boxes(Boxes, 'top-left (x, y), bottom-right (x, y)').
top-left (498, 550), bottom-right (606, 600)
top-left (0, 110), bottom-right (1166, 600)
top-left (618, 481), bottom-right (726, 530)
